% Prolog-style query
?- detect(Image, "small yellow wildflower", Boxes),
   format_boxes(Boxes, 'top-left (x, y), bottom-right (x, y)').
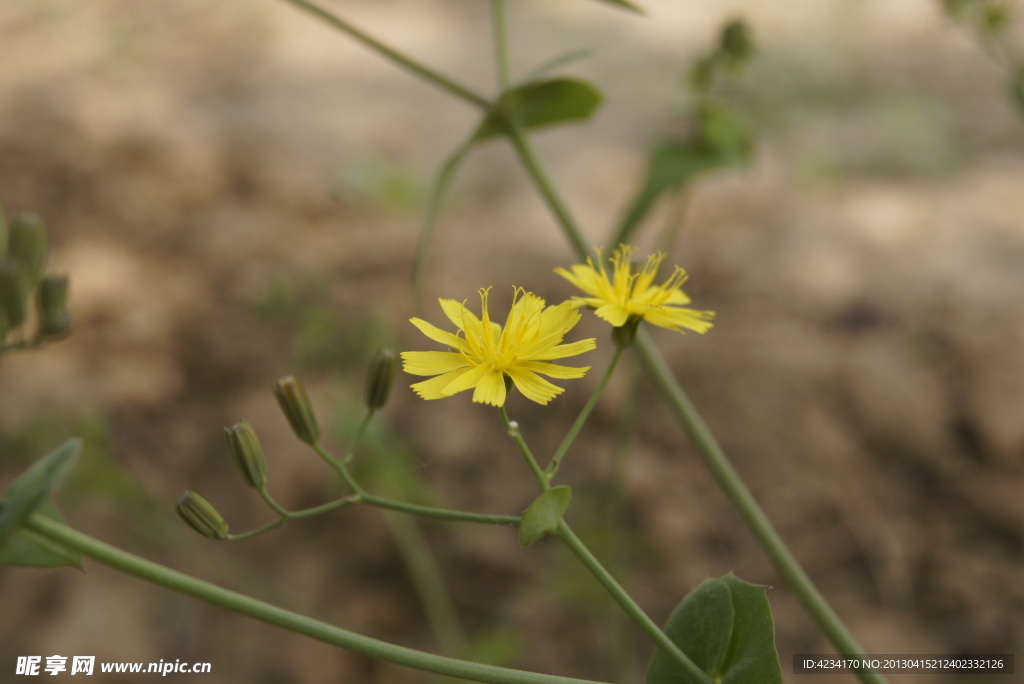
top-left (555, 244), bottom-right (715, 334)
top-left (402, 288), bottom-right (596, 407)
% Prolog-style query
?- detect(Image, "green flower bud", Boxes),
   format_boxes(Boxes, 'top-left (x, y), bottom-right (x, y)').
top-left (0, 260), bottom-right (29, 329)
top-left (225, 420), bottom-right (267, 489)
top-left (364, 347), bottom-right (398, 410)
top-left (273, 375), bottom-right (320, 445)
top-left (175, 491), bottom-right (229, 540)
top-left (37, 274), bottom-right (70, 339)
top-left (8, 213), bottom-right (47, 287)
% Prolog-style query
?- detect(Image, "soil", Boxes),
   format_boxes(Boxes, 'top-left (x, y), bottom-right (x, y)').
top-left (1, 1), bottom-right (1022, 683)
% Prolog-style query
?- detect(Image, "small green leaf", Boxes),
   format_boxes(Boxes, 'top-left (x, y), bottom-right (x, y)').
top-left (0, 501), bottom-right (82, 569)
top-left (0, 438), bottom-right (81, 548)
top-left (613, 139), bottom-right (732, 245)
top-left (645, 574), bottom-right (782, 684)
top-left (591, 0), bottom-right (645, 13)
top-left (473, 79), bottom-right (603, 142)
top-left (0, 439), bottom-right (83, 569)
top-left (1010, 66), bottom-right (1024, 119)
top-left (519, 486), bottom-right (571, 547)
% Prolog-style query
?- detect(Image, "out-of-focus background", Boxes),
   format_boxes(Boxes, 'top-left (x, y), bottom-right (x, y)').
top-left (1, 0), bottom-right (1022, 682)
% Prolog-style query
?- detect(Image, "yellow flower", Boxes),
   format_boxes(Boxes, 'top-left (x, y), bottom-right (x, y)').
top-left (555, 245), bottom-right (715, 334)
top-left (402, 288), bottom-right (596, 406)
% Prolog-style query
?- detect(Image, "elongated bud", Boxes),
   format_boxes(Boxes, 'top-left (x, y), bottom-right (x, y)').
top-left (364, 347), bottom-right (398, 410)
top-left (0, 260), bottom-right (29, 329)
top-left (225, 420), bottom-right (267, 489)
top-left (8, 213), bottom-right (46, 287)
top-left (176, 491), bottom-right (229, 540)
top-left (273, 375), bottom-right (320, 445)
top-left (37, 274), bottom-right (70, 338)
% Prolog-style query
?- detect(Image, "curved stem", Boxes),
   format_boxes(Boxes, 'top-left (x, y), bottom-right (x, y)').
top-left (633, 330), bottom-right (888, 684)
top-left (23, 513), bottom-right (607, 684)
top-left (276, 0), bottom-right (490, 110)
top-left (555, 521), bottom-right (712, 684)
top-left (546, 346), bottom-right (624, 480)
top-left (499, 406), bottom-right (549, 491)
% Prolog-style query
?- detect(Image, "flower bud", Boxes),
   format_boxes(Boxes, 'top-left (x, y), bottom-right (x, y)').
top-left (8, 213), bottom-right (47, 287)
top-left (364, 347), bottom-right (398, 410)
top-left (0, 260), bottom-right (29, 329)
top-left (273, 375), bottom-right (320, 445)
top-left (225, 420), bottom-right (267, 489)
top-left (36, 274), bottom-right (70, 339)
top-left (175, 491), bottom-right (229, 540)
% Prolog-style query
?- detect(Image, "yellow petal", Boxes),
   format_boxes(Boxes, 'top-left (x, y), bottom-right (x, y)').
top-left (410, 317), bottom-right (465, 350)
top-left (516, 360), bottom-right (591, 379)
top-left (410, 368), bottom-right (474, 400)
top-left (528, 337), bottom-right (596, 361)
top-left (471, 369), bottom-right (507, 406)
top-left (439, 363), bottom-right (489, 396)
top-left (594, 304), bottom-right (630, 327)
top-left (506, 367), bottom-right (563, 405)
top-left (401, 351), bottom-right (468, 376)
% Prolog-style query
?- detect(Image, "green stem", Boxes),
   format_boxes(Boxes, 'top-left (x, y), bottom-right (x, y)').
top-left (505, 122), bottom-right (593, 261)
top-left (362, 492), bottom-right (521, 527)
top-left (555, 521), bottom-right (712, 684)
top-left (499, 406), bottom-right (549, 491)
top-left (633, 330), bottom-right (888, 684)
top-left (491, 0), bottom-right (513, 89)
top-left (23, 513), bottom-right (606, 684)
top-left (276, 0), bottom-right (490, 110)
top-left (546, 346), bottom-right (624, 480)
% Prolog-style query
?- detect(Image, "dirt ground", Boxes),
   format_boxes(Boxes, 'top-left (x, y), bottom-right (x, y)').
top-left (1, 1), bottom-right (1022, 683)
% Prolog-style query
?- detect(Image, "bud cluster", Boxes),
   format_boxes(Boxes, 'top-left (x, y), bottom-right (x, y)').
top-left (0, 205), bottom-right (70, 355)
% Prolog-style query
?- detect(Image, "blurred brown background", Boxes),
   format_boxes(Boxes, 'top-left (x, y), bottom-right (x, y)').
top-left (1, 0), bottom-right (1022, 682)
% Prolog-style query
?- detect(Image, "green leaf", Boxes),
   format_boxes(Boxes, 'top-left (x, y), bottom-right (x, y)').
top-left (473, 78), bottom-right (603, 142)
top-left (519, 486), bottom-right (571, 547)
top-left (0, 438), bottom-right (83, 569)
top-left (591, 0), bottom-right (645, 13)
top-left (645, 574), bottom-right (782, 684)
top-left (0, 501), bottom-right (82, 569)
top-left (1010, 66), bottom-right (1024, 120)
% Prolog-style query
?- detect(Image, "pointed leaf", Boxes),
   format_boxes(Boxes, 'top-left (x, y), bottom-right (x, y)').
top-left (473, 79), bottom-right (603, 142)
top-left (591, 0), bottom-right (645, 13)
top-left (0, 438), bottom-right (81, 550)
top-left (0, 501), bottom-right (82, 569)
top-left (645, 574), bottom-right (782, 684)
top-left (519, 486), bottom-right (571, 547)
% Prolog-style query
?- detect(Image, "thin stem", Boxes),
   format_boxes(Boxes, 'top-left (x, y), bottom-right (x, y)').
top-left (276, 0), bottom-right (489, 110)
top-left (499, 406), bottom-right (549, 491)
top-left (633, 330), bottom-right (889, 684)
top-left (503, 85), bottom-right (888, 683)
top-left (556, 521), bottom-right (713, 684)
top-left (505, 122), bottom-right (593, 261)
top-left (313, 442), bottom-right (364, 494)
top-left (546, 346), bottom-right (624, 480)
top-left (23, 513), bottom-right (608, 684)
top-left (491, 0), bottom-right (513, 89)
top-left (362, 492), bottom-right (521, 527)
